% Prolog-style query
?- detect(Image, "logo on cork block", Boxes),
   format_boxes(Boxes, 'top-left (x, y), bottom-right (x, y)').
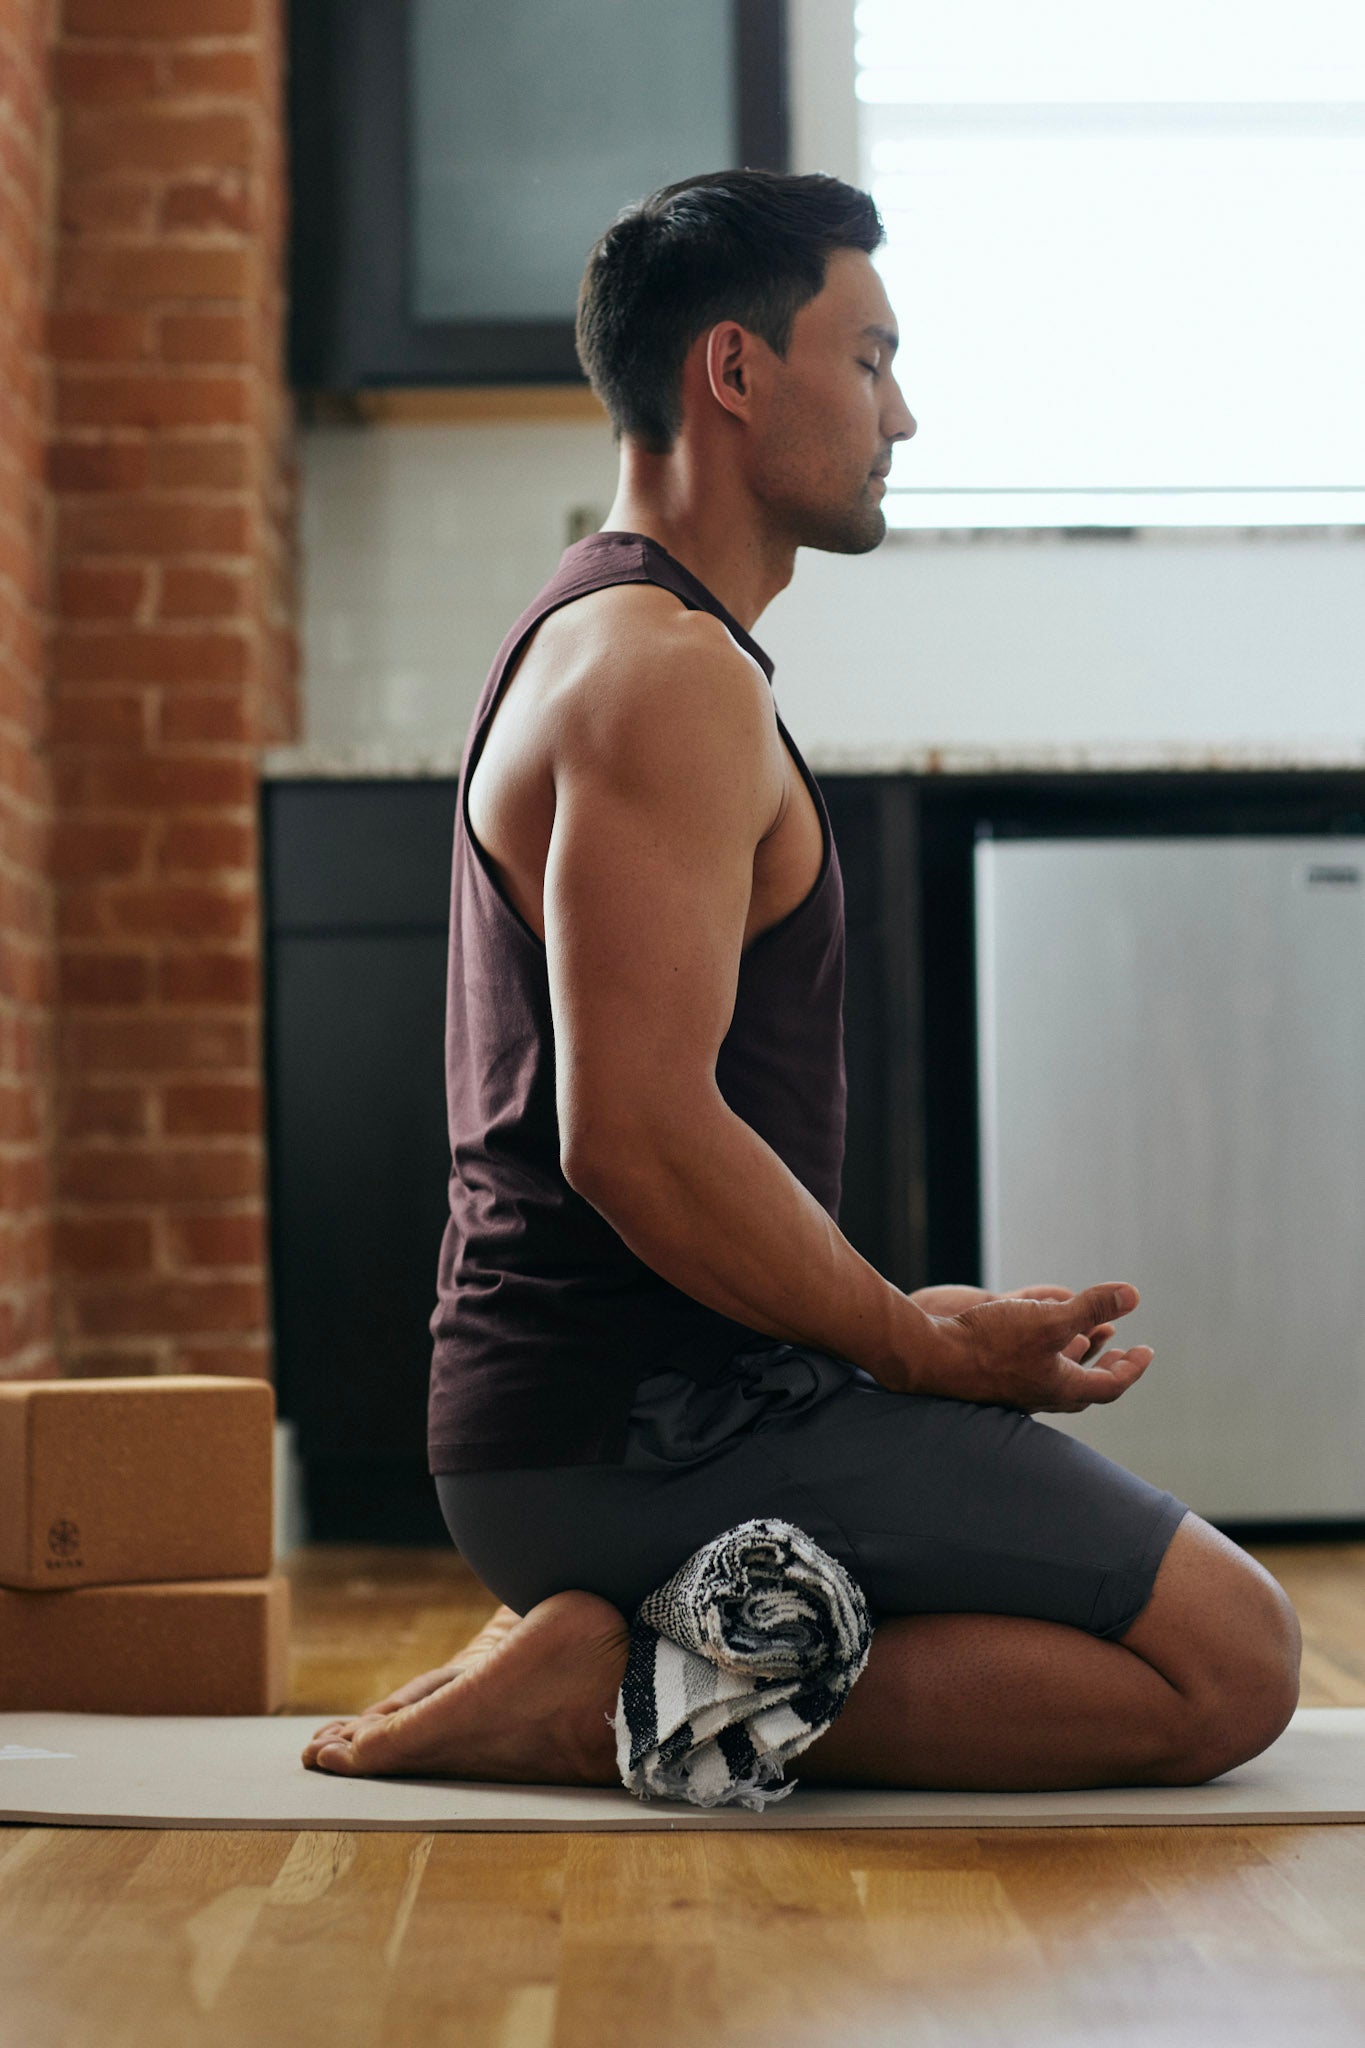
top-left (45, 1518), bottom-right (83, 1570)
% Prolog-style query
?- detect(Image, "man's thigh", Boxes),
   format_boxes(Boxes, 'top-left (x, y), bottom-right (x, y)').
top-left (754, 1376), bottom-right (1191, 1637)
top-left (438, 1365), bottom-right (1193, 1637)
top-left (436, 1443), bottom-right (830, 1617)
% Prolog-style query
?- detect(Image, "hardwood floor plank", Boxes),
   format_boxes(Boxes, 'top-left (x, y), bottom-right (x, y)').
top-left (374, 1836), bottom-right (566, 2048)
top-left (61, 1828), bottom-right (296, 2035)
top-left (553, 1834), bottom-right (722, 2048)
top-left (0, 1824), bottom-right (61, 1884)
top-left (198, 1833), bottom-right (415, 2048)
top-left (1245, 1825), bottom-right (1365, 1959)
top-left (555, 1938), bottom-right (725, 2048)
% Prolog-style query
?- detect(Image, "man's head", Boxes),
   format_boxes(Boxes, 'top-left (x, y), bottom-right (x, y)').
top-left (575, 168), bottom-right (915, 554)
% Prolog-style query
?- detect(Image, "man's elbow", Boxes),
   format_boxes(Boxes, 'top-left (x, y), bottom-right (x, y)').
top-left (560, 1094), bottom-right (716, 1207)
top-left (561, 1132), bottom-right (647, 1206)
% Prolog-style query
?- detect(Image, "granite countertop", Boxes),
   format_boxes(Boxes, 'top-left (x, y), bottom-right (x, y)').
top-left (260, 741), bottom-right (1365, 779)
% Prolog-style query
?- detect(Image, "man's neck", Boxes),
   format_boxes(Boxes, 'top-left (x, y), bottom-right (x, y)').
top-left (600, 450), bottom-right (796, 634)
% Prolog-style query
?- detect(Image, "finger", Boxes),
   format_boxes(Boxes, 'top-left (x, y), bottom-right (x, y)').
top-left (1008, 1284), bottom-right (1072, 1302)
top-left (1056, 1346), bottom-right (1153, 1403)
top-left (1075, 1321), bottom-right (1116, 1361)
top-left (1064, 1283), bottom-right (1139, 1331)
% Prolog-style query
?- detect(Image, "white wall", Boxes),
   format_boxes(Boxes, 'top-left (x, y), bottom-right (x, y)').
top-left (287, 0), bottom-right (1365, 771)
top-left (294, 420), bottom-right (620, 760)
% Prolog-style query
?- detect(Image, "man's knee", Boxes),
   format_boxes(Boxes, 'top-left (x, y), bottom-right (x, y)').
top-left (1118, 1511), bottom-right (1302, 1780)
top-left (1206, 1568), bottom-right (1301, 1770)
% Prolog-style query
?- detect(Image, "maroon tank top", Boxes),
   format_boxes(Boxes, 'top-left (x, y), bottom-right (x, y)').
top-left (427, 530), bottom-right (847, 1473)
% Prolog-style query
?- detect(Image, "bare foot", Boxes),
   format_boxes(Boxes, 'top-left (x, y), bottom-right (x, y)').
top-left (299, 1590), bottom-right (630, 1786)
top-left (307, 1603), bottom-right (522, 1750)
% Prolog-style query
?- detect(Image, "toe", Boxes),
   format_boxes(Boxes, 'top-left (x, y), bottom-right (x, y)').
top-left (346, 1710), bottom-right (405, 1773)
top-left (313, 1740), bottom-right (355, 1774)
top-left (302, 1717), bottom-right (358, 1765)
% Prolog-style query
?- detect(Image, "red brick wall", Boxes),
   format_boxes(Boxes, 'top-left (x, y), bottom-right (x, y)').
top-left (0, 0), bottom-right (56, 1381)
top-left (0, 0), bottom-right (297, 1384)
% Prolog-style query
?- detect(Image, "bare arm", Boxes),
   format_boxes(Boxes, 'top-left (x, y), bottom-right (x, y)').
top-left (546, 611), bottom-right (1147, 1410)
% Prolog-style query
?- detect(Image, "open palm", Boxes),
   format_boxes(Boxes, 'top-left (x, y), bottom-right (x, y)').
top-left (910, 1281), bottom-right (1116, 1363)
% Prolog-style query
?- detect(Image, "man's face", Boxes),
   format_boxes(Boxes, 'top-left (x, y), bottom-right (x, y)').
top-left (747, 247), bottom-right (916, 554)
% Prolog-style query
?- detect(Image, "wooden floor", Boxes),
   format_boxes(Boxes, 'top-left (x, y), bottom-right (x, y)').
top-left (3, 1537), bottom-right (1365, 2047)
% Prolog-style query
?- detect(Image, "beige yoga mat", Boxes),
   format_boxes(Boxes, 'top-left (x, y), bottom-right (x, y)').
top-left (1, 1708), bottom-right (1362, 1831)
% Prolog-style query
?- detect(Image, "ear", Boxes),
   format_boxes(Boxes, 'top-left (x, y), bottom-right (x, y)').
top-left (702, 321), bottom-right (755, 424)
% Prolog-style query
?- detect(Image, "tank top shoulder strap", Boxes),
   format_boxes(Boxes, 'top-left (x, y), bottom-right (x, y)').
top-left (566, 531), bottom-right (776, 684)
top-left (491, 530), bottom-right (774, 687)
top-left (463, 530), bottom-right (779, 792)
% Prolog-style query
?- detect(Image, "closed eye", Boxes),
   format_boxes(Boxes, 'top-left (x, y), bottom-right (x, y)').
top-left (858, 359), bottom-right (879, 374)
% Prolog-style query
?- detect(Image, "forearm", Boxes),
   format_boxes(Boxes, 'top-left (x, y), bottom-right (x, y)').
top-left (566, 1097), bottom-right (937, 1390)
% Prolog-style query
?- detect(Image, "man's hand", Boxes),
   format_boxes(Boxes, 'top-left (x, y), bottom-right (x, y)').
top-left (908, 1282), bottom-right (1117, 1365)
top-left (907, 1283), bottom-right (995, 1318)
top-left (903, 1282), bottom-right (1153, 1414)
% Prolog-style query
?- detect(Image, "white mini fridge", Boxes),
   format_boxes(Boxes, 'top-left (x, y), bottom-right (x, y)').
top-left (975, 833), bottom-right (1365, 1522)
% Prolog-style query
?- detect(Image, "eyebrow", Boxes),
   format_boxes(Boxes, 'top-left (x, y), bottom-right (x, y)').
top-left (860, 324), bottom-right (899, 355)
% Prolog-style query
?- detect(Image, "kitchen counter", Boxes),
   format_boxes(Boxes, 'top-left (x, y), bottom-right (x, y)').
top-left (260, 741), bottom-right (1365, 779)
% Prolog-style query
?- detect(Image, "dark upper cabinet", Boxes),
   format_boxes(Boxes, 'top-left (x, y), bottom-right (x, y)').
top-left (289, 0), bottom-right (790, 391)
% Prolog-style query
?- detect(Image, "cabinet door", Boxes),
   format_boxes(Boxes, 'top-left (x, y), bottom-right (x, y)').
top-left (264, 781), bottom-right (458, 1541)
top-left (268, 927), bottom-right (452, 1540)
top-left (821, 775), bottom-right (924, 1292)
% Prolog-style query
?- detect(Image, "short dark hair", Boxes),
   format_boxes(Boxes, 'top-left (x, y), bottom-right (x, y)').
top-left (575, 168), bottom-right (885, 453)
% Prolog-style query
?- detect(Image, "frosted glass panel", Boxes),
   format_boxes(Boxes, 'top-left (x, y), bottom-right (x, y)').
top-left (411, 0), bottom-right (736, 323)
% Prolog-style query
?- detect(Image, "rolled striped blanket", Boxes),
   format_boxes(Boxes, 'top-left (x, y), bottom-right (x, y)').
top-left (612, 1517), bottom-right (874, 1811)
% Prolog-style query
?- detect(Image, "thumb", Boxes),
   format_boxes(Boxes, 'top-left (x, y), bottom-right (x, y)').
top-left (1064, 1282), bottom-right (1139, 1330)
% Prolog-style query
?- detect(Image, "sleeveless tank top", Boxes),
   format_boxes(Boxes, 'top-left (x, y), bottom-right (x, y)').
top-left (426, 530), bottom-right (847, 1474)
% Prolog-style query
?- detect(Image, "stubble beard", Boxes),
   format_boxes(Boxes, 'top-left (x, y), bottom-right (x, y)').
top-left (752, 441), bottom-right (888, 556)
top-left (785, 492), bottom-right (888, 556)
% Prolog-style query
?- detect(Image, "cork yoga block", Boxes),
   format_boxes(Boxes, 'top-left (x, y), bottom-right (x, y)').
top-left (0, 1576), bottom-right (291, 1715)
top-left (0, 1376), bottom-right (275, 1592)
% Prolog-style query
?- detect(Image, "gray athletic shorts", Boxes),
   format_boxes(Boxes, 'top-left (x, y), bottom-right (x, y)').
top-left (434, 1341), bottom-right (1191, 1636)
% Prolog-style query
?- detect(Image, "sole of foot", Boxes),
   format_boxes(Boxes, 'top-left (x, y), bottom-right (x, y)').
top-left (299, 1589), bottom-right (630, 1787)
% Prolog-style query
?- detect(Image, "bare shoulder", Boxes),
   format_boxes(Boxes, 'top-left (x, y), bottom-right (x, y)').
top-left (536, 580), bottom-right (771, 709)
top-left (540, 581), bottom-right (783, 819)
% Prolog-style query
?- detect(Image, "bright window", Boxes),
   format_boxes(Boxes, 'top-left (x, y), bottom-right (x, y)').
top-left (856, 0), bottom-right (1365, 529)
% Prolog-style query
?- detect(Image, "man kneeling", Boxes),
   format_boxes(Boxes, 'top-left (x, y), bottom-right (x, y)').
top-left (303, 169), bottom-right (1300, 1796)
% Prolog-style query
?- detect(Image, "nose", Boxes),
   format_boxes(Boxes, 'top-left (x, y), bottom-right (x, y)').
top-left (885, 385), bottom-right (915, 444)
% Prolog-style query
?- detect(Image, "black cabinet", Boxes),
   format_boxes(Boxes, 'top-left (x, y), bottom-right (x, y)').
top-left (820, 777), bottom-right (923, 1290)
top-left (263, 781), bottom-right (458, 1541)
top-left (262, 773), bottom-right (920, 1541)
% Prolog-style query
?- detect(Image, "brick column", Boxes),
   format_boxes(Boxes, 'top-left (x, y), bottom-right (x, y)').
top-left (0, 0), bottom-right (56, 1381)
top-left (45, 0), bottom-right (297, 1378)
